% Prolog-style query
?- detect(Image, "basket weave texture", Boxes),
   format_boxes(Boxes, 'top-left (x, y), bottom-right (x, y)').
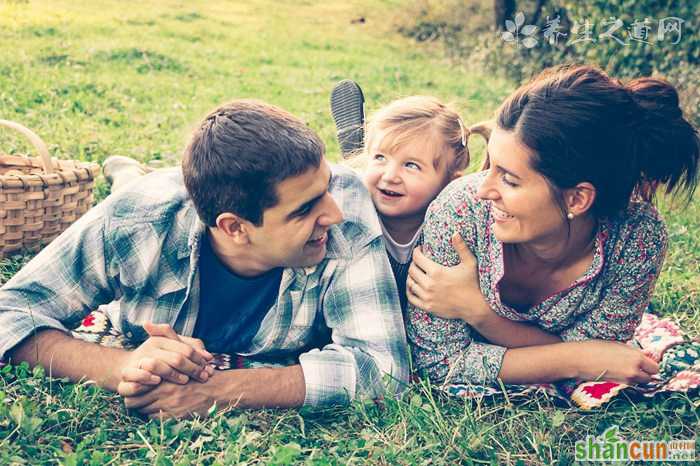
top-left (0, 120), bottom-right (100, 257)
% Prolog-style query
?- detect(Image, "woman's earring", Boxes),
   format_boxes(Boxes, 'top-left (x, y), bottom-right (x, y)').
top-left (567, 212), bottom-right (575, 220)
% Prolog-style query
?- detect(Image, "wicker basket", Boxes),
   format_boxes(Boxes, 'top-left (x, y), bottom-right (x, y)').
top-left (0, 120), bottom-right (100, 257)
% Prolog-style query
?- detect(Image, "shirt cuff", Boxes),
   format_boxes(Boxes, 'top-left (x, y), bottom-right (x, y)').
top-left (0, 310), bottom-right (69, 362)
top-left (458, 341), bottom-right (508, 386)
top-left (298, 347), bottom-right (356, 407)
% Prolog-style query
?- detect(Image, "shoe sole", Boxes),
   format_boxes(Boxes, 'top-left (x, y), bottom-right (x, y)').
top-left (330, 80), bottom-right (365, 159)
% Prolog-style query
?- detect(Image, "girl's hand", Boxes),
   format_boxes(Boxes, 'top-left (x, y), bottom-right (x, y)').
top-left (574, 340), bottom-right (660, 384)
top-left (407, 233), bottom-right (490, 323)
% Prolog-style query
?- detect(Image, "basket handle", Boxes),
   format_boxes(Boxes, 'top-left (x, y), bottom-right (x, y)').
top-left (0, 119), bottom-right (55, 175)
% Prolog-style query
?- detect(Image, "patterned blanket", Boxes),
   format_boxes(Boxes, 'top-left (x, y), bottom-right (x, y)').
top-left (443, 313), bottom-right (700, 409)
top-left (70, 309), bottom-right (294, 370)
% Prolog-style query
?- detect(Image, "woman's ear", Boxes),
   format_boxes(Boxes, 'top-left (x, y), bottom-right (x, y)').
top-left (215, 212), bottom-right (250, 245)
top-left (565, 182), bottom-right (596, 217)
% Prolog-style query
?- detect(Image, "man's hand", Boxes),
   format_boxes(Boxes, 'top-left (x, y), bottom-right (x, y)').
top-left (125, 365), bottom-right (306, 419)
top-left (407, 233), bottom-right (491, 323)
top-left (124, 375), bottom-right (222, 420)
top-left (117, 323), bottom-right (214, 397)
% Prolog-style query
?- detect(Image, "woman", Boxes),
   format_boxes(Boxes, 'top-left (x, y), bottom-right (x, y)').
top-left (406, 65), bottom-right (699, 387)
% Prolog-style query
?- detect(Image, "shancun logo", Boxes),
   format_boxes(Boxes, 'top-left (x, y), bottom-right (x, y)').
top-left (575, 426), bottom-right (696, 462)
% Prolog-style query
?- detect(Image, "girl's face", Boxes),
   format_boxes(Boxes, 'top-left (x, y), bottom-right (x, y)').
top-left (477, 127), bottom-right (568, 244)
top-left (363, 130), bottom-right (452, 222)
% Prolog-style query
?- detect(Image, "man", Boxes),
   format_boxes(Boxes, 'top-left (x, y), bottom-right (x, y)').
top-left (0, 100), bottom-right (409, 418)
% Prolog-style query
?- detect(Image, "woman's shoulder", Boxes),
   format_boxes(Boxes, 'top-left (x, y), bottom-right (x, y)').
top-left (614, 200), bottom-right (667, 240)
top-left (428, 170), bottom-right (489, 216)
top-left (601, 200), bottom-right (668, 266)
top-left (444, 170), bottom-right (488, 197)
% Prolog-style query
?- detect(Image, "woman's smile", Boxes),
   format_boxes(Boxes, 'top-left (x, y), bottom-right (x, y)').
top-left (492, 204), bottom-right (514, 222)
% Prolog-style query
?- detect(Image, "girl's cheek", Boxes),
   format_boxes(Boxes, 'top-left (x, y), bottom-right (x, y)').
top-left (363, 171), bottom-right (378, 187)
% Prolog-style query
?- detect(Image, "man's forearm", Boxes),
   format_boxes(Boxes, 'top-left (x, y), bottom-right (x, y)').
top-left (9, 329), bottom-right (127, 391)
top-left (211, 365), bottom-right (306, 409)
top-left (498, 342), bottom-right (579, 384)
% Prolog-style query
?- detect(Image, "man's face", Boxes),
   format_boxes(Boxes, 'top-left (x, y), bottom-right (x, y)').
top-left (245, 161), bottom-right (343, 269)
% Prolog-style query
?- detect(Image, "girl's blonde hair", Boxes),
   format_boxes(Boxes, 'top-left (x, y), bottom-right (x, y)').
top-left (361, 96), bottom-right (471, 176)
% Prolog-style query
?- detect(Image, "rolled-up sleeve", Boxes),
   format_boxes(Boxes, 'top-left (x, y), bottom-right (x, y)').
top-left (408, 306), bottom-right (507, 386)
top-left (0, 204), bottom-right (118, 360)
top-left (298, 236), bottom-right (409, 407)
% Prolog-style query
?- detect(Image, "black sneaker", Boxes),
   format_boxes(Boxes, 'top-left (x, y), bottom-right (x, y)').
top-left (330, 79), bottom-right (365, 158)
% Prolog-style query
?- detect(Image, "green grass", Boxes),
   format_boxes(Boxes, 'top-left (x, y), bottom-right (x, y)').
top-left (0, 0), bottom-right (698, 464)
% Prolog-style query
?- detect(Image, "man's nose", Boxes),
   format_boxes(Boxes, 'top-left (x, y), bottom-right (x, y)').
top-left (318, 193), bottom-right (343, 226)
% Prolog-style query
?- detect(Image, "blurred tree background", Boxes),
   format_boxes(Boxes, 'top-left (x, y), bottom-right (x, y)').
top-left (396, 0), bottom-right (699, 125)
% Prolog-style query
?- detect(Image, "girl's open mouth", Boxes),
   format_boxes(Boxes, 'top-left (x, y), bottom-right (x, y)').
top-left (378, 188), bottom-right (403, 197)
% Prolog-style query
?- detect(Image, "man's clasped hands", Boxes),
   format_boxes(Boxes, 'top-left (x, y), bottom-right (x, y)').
top-left (116, 322), bottom-right (218, 418)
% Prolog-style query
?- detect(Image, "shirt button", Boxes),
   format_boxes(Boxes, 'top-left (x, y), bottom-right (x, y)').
top-left (126, 331), bottom-right (133, 338)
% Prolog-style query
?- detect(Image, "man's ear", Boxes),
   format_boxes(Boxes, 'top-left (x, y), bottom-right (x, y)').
top-left (215, 212), bottom-right (251, 245)
top-left (564, 182), bottom-right (596, 217)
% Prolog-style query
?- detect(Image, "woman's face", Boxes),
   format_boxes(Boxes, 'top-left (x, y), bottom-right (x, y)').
top-left (477, 127), bottom-right (568, 244)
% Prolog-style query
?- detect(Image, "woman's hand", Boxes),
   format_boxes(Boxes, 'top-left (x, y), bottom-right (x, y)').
top-left (573, 340), bottom-right (659, 384)
top-left (407, 233), bottom-right (490, 324)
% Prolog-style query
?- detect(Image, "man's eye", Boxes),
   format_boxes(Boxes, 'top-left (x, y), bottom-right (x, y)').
top-left (405, 162), bottom-right (420, 170)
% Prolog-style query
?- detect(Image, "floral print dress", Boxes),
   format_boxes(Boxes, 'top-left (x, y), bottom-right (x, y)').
top-left (407, 171), bottom-right (668, 386)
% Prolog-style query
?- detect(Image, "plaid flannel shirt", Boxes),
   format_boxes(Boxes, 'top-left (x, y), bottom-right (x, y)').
top-left (0, 165), bottom-right (409, 407)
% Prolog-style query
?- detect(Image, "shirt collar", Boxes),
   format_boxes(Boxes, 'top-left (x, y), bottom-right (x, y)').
top-left (324, 224), bottom-right (351, 260)
top-left (179, 208), bottom-right (206, 260)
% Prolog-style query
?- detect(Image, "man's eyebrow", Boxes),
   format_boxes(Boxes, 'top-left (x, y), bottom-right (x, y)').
top-left (286, 172), bottom-right (332, 219)
top-left (494, 164), bottom-right (522, 180)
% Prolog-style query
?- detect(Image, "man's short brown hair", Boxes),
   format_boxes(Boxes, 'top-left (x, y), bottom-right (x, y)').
top-left (182, 99), bottom-right (324, 226)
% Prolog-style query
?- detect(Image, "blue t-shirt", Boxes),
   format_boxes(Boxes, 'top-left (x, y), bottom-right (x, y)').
top-left (194, 234), bottom-right (283, 354)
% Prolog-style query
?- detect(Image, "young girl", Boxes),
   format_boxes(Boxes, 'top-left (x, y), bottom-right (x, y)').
top-left (348, 95), bottom-right (473, 312)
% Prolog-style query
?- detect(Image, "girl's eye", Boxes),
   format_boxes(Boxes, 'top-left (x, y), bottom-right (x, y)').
top-left (373, 154), bottom-right (386, 162)
top-left (405, 161), bottom-right (420, 170)
top-left (500, 172), bottom-right (517, 187)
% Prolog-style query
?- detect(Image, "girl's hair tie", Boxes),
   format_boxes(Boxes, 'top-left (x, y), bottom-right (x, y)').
top-left (457, 118), bottom-right (468, 147)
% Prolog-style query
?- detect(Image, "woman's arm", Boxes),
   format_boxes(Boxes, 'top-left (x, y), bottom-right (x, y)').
top-left (498, 340), bottom-right (659, 385)
top-left (408, 234), bottom-right (561, 348)
top-left (409, 313), bottom-right (658, 386)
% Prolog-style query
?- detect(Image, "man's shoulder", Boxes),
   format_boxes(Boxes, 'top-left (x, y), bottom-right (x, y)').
top-left (328, 164), bottom-right (382, 250)
top-left (104, 168), bottom-right (192, 225)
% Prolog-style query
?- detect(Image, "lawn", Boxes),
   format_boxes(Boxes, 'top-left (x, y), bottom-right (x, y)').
top-left (0, 0), bottom-right (698, 464)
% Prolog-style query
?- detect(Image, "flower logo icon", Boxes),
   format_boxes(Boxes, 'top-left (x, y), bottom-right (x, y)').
top-left (501, 12), bottom-right (538, 48)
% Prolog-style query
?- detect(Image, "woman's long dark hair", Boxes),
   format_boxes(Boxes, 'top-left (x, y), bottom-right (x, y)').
top-left (495, 65), bottom-right (699, 219)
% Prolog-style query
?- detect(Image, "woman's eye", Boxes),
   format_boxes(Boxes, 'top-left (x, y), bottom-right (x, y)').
top-left (405, 161), bottom-right (420, 170)
top-left (501, 173), bottom-right (517, 187)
